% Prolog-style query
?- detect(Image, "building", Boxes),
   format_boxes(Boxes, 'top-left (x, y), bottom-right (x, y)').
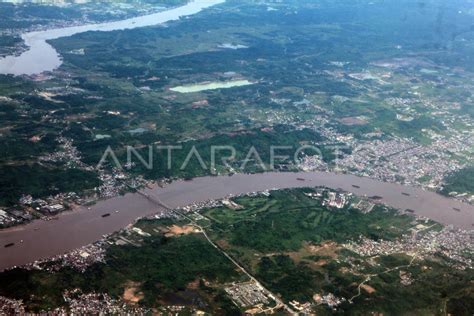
top-left (43, 204), bottom-right (65, 214)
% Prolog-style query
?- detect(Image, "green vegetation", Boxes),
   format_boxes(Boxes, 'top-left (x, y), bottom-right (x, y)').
top-left (202, 189), bottom-right (473, 314)
top-left (0, 189), bottom-right (472, 314)
top-left (103, 125), bottom-right (336, 179)
top-left (0, 234), bottom-right (241, 313)
top-left (256, 254), bottom-right (328, 302)
top-left (1, 0), bottom-right (473, 207)
top-left (337, 257), bottom-right (474, 315)
top-left (0, 0), bottom-right (188, 31)
top-left (0, 35), bottom-right (21, 57)
top-left (442, 166), bottom-right (474, 195)
top-left (0, 164), bottom-right (100, 205)
top-left (0, 0), bottom-right (472, 313)
top-left (205, 189), bottom-right (413, 253)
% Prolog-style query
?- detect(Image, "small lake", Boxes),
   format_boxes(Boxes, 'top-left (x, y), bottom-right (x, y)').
top-left (170, 79), bottom-right (254, 93)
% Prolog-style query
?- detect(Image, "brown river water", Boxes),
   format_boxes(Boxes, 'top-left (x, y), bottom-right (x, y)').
top-left (1, 171), bottom-right (473, 271)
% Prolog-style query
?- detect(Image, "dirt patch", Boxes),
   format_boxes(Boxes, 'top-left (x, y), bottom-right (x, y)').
top-left (187, 279), bottom-right (200, 290)
top-left (284, 241), bottom-right (341, 268)
top-left (38, 92), bottom-right (64, 103)
top-left (216, 239), bottom-right (230, 249)
top-left (123, 281), bottom-right (144, 304)
top-left (164, 225), bottom-right (200, 237)
top-left (339, 116), bottom-right (368, 126)
top-left (340, 267), bottom-right (351, 274)
top-left (313, 259), bottom-right (329, 266)
top-left (65, 113), bottom-right (96, 121)
top-left (287, 251), bottom-right (304, 263)
top-left (361, 284), bottom-right (376, 294)
top-left (306, 241), bottom-right (340, 258)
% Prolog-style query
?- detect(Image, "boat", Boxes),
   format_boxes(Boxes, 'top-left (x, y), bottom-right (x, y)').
top-left (405, 209), bottom-right (415, 213)
top-left (453, 208), bottom-right (461, 212)
top-left (369, 195), bottom-right (383, 200)
top-left (402, 192), bottom-right (411, 196)
top-left (352, 185), bottom-right (361, 189)
top-left (101, 213), bottom-right (111, 218)
top-left (297, 178), bottom-right (306, 181)
top-left (4, 243), bottom-right (14, 248)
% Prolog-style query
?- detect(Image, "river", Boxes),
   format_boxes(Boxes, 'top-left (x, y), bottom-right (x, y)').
top-left (0, 171), bottom-right (473, 271)
top-left (0, 0), bottom-right (473, 271)
top-left (0, 0), bottom-right (225, 76)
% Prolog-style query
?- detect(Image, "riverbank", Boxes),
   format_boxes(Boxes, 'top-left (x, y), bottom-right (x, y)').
top-left (0, 0), bottom-right (225, 75)
top-left (0, 171), bottom-right (473, 271)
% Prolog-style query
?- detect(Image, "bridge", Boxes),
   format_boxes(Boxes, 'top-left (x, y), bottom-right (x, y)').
top-left (135, 190), bottom-right (173, 211)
